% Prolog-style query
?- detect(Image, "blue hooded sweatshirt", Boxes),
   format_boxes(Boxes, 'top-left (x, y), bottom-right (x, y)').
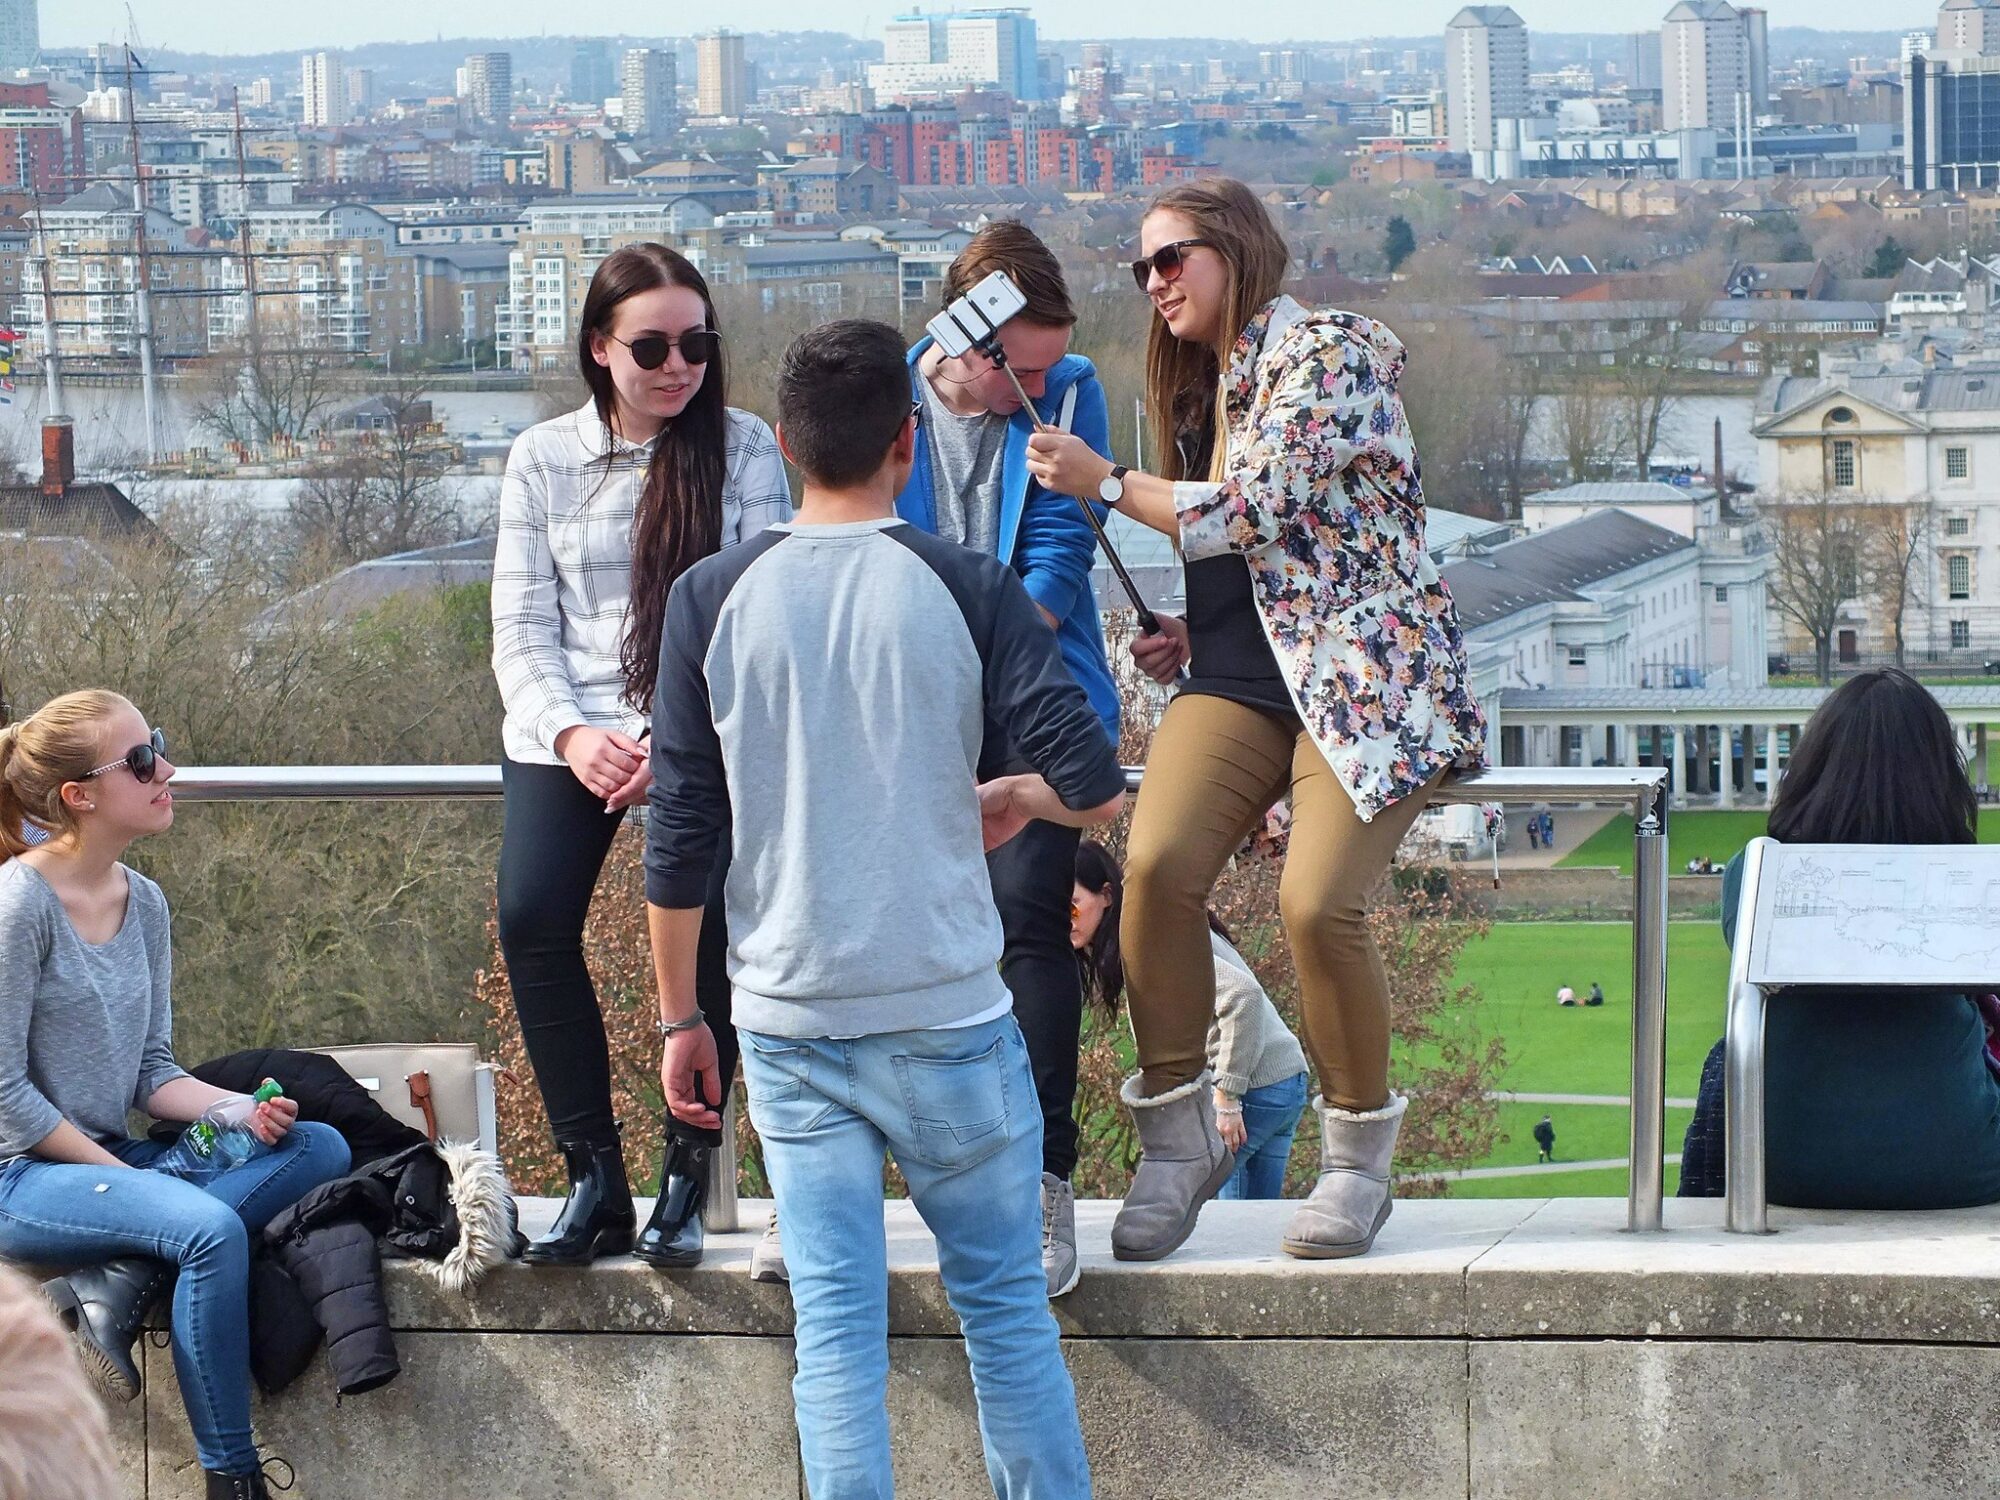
top-left (896, 341), bottom-right (1121, 744)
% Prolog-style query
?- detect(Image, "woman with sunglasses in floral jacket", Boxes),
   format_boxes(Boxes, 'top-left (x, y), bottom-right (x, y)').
top-left (0, 690), bottom-right (351, 1500)
top-left (491, 244), bottom-right (790, 1269)
top-left (1026, 176), bottom-right (1486, 1264)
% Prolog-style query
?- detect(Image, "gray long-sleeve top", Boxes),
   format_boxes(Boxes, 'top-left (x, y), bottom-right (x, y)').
top-left (0, 860), bottom-right (187, 1161)
top-left (1206, 929), bottom-right (1310, 1099)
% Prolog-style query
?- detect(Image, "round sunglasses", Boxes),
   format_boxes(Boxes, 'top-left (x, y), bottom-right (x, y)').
top-left (82, 728), bottom-right (168, 785)
top-left (1130, 238), bottom-right (1213, 293)
top-left (608, 328), bottom-right (722, 370)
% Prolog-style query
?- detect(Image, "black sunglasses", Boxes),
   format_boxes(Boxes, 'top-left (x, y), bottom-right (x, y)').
top-left (611, 329), bottom-right (722, 370)
top-left (1130, 239), bottom-right (1212, 293)
top-left (83, 728), bottom-right (168, 785)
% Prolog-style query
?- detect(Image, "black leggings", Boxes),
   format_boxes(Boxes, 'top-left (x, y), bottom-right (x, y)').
top-left (497, 757), bottom-right (735, 1150)
top-left (988, 811), bottom-right (1086, 1182)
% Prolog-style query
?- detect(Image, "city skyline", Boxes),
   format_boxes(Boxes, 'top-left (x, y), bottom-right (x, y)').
top-left (48, 0), bottom-right (1941, 54)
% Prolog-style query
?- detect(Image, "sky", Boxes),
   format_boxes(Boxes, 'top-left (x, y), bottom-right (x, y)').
top-left (46, 0), bottom-right (1936, 54)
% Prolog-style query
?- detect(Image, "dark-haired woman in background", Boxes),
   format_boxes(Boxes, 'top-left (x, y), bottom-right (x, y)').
top-left (492, 244), bottom-right (790, 1267)
top-left (1679, 668), bottom-right (2000, 1208)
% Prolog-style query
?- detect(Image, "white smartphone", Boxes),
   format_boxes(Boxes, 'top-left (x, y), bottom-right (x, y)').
top-left (926, 269), bottom-right (1029, 359)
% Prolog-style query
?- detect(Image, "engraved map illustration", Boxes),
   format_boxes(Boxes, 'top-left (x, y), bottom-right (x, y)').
top-left (1749, 845), bottom-right (2000, 985)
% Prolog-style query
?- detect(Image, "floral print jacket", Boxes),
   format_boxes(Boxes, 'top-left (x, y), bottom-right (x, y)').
top-left (1174, 294), bottom-right (1487, 821)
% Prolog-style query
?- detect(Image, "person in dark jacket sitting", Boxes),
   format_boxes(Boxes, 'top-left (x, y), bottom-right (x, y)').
top-left (1680, 668), bottom-right (2000, 1208)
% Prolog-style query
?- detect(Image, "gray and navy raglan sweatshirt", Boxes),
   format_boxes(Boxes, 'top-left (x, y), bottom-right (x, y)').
top-left (644, 516), bottom-right (1126, 1040)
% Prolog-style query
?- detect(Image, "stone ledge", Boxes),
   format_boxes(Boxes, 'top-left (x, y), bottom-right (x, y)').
top-left (380, 1196), bottom-right (2000, 1346)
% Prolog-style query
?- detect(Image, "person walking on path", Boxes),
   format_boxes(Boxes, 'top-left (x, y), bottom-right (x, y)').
top-left (491, 243), bottom-right (791, 1269)
top-left (1533, 1115), bottom-right (1556, 1164)
top-left (646, 319), bottom-right (1124, 1499)
top-left (1027, 175), bottom-right (1487, 1263)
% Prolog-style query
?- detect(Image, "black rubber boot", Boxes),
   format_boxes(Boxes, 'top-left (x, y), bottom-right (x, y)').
top-left (521, 1133), bottom-right (635, 1266)
top-left (41, 1256), bottom-right (173, 1402)
top-left (632, 1134), bottom-right (708, 1269)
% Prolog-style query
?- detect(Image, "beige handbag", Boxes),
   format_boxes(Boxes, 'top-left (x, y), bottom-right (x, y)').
top-left (313, 1043), bottom-right (500, 1155)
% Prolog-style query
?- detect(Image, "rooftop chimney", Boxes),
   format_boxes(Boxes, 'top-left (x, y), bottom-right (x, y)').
top-left (40, 417), bottom-right (74, 500)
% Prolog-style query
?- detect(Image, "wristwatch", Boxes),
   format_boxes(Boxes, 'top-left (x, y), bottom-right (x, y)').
top-left (1097, 464), bottom-right (1129, 507)
top-left (655, 1014), bottom-right (704, 1037)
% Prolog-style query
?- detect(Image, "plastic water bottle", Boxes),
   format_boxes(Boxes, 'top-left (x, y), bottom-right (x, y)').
top-left (154, 1079), bottom-right (285, 1183)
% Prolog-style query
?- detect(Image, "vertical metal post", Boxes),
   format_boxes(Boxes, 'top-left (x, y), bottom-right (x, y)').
top-left (1725, 837), bottom-right (1773, 1233)
top-left (1627, 783), bottom-right (1669, 1231)
top-left (701, 1088), bottom-right (741, 1233)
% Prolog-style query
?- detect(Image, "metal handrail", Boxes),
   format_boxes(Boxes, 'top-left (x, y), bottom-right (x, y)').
top-left (170, 762), bottom-right (1672, 1232)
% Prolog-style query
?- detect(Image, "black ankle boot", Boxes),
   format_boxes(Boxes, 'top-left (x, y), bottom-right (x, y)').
top-left (204, 1454), bottom-right (292, 1499)
top-left (632, 1134), bottom-right (709, 1269)
top-left (41, 1256), bottom-right (173, 1402)
top-left (521, 1134), bottom-right (635, 1266)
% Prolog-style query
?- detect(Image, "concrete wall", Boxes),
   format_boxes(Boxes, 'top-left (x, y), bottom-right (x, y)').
top-left (1450, 866), bottom-right (1722, 919)
top-left (105, 1196), bottom-right (2000, 1499)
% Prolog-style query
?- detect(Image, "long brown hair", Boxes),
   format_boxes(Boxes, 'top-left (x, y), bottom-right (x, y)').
top-left (0, 689), bottom-right (128, 861)
top-left (578, 244), bottom-right (730, 709)
top-left (1141, 176), bottom-right (1291, 481)
top-left (1769, 669), bottom-right (1976, 846)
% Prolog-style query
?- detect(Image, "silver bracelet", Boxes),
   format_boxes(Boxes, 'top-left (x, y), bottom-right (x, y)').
top-left (655, 1014), bottom-right (704, 1037)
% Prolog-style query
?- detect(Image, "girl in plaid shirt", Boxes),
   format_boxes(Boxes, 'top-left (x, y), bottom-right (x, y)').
top-left (490, 244), bottom-right (789, 1269)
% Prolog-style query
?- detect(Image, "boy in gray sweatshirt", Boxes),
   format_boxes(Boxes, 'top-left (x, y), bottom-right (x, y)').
top-left (644, 318), bottom-right (1124, 1499)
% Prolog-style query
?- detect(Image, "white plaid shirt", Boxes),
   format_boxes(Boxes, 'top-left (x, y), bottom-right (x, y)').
top-left (492, 402), bottom-right (792, 764)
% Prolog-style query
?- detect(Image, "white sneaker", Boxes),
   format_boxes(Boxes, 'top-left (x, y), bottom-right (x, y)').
top-left (750, 1214), bottom-right (788, 1283)
top-left (1041, 1172), bottom-right (1080, 1298)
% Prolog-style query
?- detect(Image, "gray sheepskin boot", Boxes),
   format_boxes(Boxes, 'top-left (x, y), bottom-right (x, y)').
top-left (1111, 1071), bottom-right (1235, 1262)
top-left (1282, 1094), bottom-right (1407, 1260)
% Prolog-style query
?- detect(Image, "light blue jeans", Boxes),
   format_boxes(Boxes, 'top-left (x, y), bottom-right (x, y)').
top-left (742, 1014), bottom-right (1091, 1500)
top-left (0, 1122), bottom-right (351, 1473)
top-left (1216, 1071), bottom-right (1308, 1201)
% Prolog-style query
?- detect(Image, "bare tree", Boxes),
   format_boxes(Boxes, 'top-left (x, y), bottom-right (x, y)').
top-left (1551, 372), bottom-right (1627, 485)
top-left (1763, 487), bottom-right (1875, 683)
top-left (187, 337), bottom-right (355, 450)
top-left (1606, 264), bottom-right (1721, 479)
top-left (1865, 499), bottom-right (1933, 668)
top-left (281, 379), bottom-right (467, 578)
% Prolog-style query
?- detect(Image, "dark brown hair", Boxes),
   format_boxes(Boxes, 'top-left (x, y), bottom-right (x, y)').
top-left (1074, 839), bottom-right (1231, 1014)
top-left (1768, 668), bottom-right (1976, 846)
top-left (1141, 176), bottom-right (1291, 481)
top-left (777, 319), bottom-right (913, 488)
top-left (579, 244), bottom-right (730, 710)
top-left (943, 220), bottom-right (1075, 328)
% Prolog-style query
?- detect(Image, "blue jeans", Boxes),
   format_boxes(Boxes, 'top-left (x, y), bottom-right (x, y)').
top-left (0, 1122), bottom-right (351, 1472)
top-left (1215, 1071), bottom-right (1308, 1201)
top-left (741, 1015), bottom-right (1090, 1500)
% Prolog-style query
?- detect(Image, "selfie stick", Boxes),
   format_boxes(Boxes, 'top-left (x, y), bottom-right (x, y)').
top-left (928, 273), bottom-right (1170, 639)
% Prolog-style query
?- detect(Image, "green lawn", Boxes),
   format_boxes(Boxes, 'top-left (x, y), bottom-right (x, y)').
top-left (1408, 919), bottom-right (1728, 1199)
top-left (1770, 674), bottom-right (2000, 688)
top-left (1558, 809), bottom-right (2000, 876)
top-left (1448, 1162), bottom-right (1685, 1199)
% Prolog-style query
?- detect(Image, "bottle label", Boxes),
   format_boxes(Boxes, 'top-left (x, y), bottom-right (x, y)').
top-left (186, 1121), bottom-right (220, 1161)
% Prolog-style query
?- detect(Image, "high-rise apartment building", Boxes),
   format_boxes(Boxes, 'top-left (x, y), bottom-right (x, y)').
top-left (1628, 30), bottom-right (1664, 90)
top-left (697, 31), bottom-right (749, 118)
top-left (1937, 0), bottom-right (2000, 54)
top-left (869, 10), bottom-right (1039, 102)
top-left (346, 67), bottom-right (375, 120)
top-left (300, 52), bottom-right (345, 128)
top-left (622, 47), bottom-right (678, 142)
top-left (1445, 7), bottom-right (1529, 180)
top-left (571, 39), bottom-right (615, 107)
top-left (1661, 0), bottom-right (1764, 130)
top-left (0, 0), bottom-right (36, 73)
top-left (463, 52), bottom-right (514, 128)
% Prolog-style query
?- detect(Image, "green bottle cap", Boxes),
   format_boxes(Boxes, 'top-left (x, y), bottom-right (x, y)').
top-left (253, 1079), bottom-right (285, 1104)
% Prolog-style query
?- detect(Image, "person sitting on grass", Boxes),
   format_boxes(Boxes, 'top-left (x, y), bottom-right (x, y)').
top-left (1680, 668), bottom-right (2000, 1208)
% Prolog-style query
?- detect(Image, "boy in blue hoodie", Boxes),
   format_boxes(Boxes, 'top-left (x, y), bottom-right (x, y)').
top-left (897, 223), bottom-right (1120, 1299)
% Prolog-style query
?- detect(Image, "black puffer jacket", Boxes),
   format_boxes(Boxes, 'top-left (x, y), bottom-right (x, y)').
top-left (176, 1050), bottom-right (519, 1399)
